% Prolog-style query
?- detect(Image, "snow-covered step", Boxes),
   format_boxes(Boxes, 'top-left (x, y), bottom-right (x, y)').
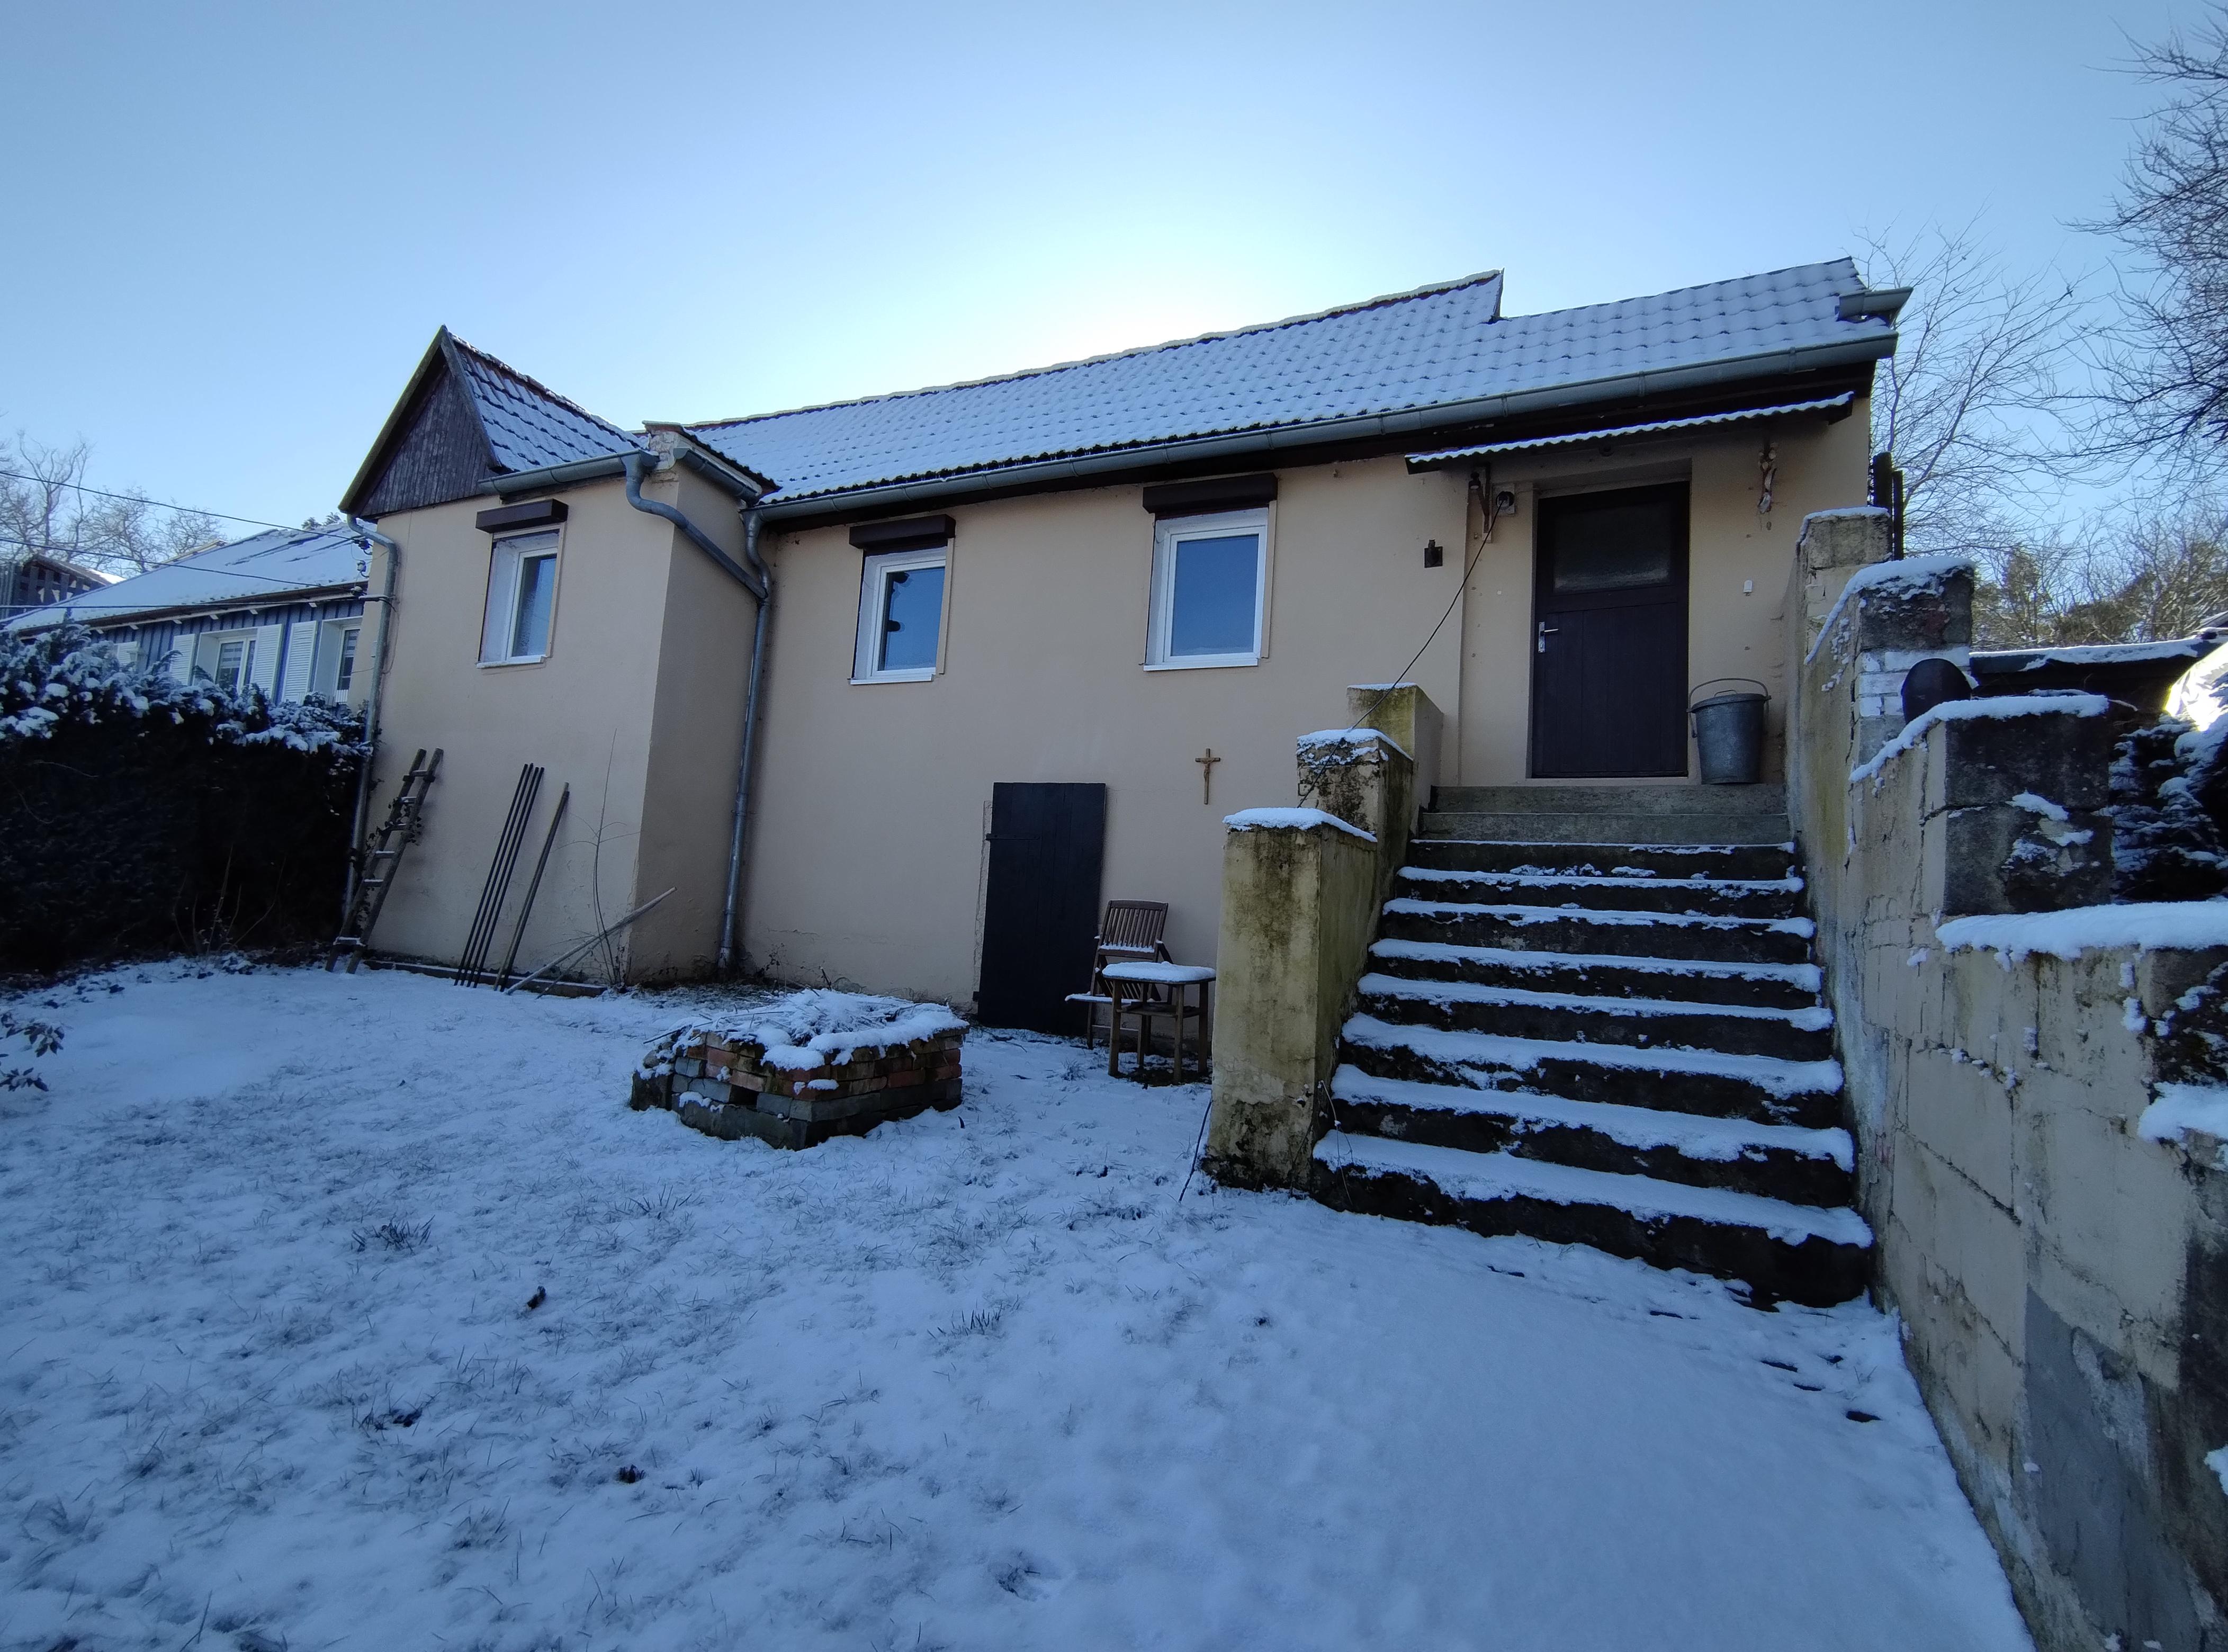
top-left (1354, 972), bottom-right (1835, 1062)
top-left (1405, 838), bottom-right (1797, 883)
top-left (1397, 865), bottom-right (1804, 919)
top-left (1340, 1014), bottom-right (1846, 1128)
top-left (1367, 937), bottom-right (1822, 1010)
top-left (1310, 1130), bottom-right (1872, 1307)
top-left (1328, 1066), bottom-right (1855, 1205)
top-left (1379, 900), bottom-right (1817, 965)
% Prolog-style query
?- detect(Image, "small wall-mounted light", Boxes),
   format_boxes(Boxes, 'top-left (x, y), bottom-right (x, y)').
top-left (1424, 539), bottom-right (1444, 568)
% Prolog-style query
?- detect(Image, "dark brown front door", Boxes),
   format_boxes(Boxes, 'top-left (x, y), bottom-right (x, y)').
top-left (1529, 482), bottom-right (1690, 778)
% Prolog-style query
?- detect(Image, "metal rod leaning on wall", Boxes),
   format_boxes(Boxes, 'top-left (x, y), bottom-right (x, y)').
top-left (496, 783), bottom-right (568, 989)
top-left (458, 764), bottom-right (542, 985)
top-left (502, 888), bottom-right (673, 995)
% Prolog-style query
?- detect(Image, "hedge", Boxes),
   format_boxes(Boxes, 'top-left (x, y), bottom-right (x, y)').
top-left (0, 625), bottom-right (366, 972)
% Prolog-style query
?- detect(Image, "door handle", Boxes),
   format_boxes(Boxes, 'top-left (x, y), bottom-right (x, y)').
top-left (1537, 621), bottom-right (1560, 654)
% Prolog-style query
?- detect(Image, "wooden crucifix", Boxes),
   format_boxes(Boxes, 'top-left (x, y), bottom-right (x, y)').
top-left (1197, 747), bottom-right (1220, 804)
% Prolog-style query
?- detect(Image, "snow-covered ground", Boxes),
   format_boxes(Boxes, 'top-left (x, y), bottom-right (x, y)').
top-left (1, 965), bottom-right (2032, 1651)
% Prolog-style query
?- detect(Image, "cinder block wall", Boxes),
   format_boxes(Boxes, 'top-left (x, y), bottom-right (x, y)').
top-left (1790, 514), bottom-right (2228, 1652)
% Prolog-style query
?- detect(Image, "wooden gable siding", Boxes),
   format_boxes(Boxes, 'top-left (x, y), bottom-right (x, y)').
top-left (357, 363), bottom-right (495, 518)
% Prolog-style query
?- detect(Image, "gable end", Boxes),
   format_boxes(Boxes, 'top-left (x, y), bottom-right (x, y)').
top-left (351, 351), bottom-right (498, 519)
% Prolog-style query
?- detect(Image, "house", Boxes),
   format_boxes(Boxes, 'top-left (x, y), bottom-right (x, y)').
top-left (2, 550), bottom-right (107, 620)
top-left (5, 523), bottom-right (374, 705)
top-left (336, 262), bottom-right (1902, 1003)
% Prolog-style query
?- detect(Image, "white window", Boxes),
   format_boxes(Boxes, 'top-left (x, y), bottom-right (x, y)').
top-left (852, 547), bottom-right (947, 683)
top-left (1145, 508), bottom-right (1269, 669)
top-left (481, 531), bottom-right (560, 665)
top-left (335, 626), bottom-right (361, 693)
top-left (213, 637), bottom-right (252, 692)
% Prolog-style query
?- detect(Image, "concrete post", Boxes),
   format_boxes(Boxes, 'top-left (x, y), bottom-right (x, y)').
top-left (1345, 682), bottom-right (1443, 802)
top-left (1203, 811), bottom-right (1379, 1189)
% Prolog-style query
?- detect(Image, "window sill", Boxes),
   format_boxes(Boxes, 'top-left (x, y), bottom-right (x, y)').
top-left (1143, 654), bottom-right (1261, 672)
top-left (850, 668), bottom-right (937, 685)
top-left (478, 654), bottom-right (549, 669)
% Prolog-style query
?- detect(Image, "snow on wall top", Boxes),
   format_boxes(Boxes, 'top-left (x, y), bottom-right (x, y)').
top-left (686, 260), bottom-right (1891, 504)
top-left (1803, 552), bottom-right (1976, 665)
top-left (1297, 726), bottom-right (1413, 759)
top-left (657, 988), bottom-right (965, 1072)
top-left (448, 334), bottom-right (640, 477)
top-left (1936, 901), bottom-right (2228, 962)
top-left (1848, 693), bottom-right (2112, 786)
top-left (1974, 638), bottom-right (2222, 670)
top-left (4, 524), bottom-right (367, 634)
top-left (1224, 806), bottom-right (1377, 842)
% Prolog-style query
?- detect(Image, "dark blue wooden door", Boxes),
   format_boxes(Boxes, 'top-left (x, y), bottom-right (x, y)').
top-left (1530, 482), bottom-right (1690, 778)
top-left (977, 783), bottom-right (1107, 1033)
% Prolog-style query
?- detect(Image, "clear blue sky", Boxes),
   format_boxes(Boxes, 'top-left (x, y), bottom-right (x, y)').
top-left (0, 0), bottom-right (2190, 528)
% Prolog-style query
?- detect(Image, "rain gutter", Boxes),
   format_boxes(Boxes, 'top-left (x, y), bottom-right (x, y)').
top-left (613, 443), bottom-right (775, 974)
top-left (343, 517), bottom-right (401, 922)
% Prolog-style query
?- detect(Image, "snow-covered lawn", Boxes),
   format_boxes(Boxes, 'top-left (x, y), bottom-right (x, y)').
top-left (2, 966), bottom-right (2031, 1651)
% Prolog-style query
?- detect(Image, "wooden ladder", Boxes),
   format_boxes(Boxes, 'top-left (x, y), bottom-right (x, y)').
top-left (329, 748), bottom-right (443, 972)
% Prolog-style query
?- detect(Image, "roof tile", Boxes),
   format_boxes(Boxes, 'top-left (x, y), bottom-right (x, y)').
top-left (684, 260), bottom-right (1885, 504)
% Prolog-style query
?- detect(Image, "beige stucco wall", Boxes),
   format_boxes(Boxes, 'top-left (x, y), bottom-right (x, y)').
top-left (1456, 402), bottom-right (1873, 784)
top-left (359, 468), bottom-right (754, 981)
top-left (739, 456), bottom-right (1469, 1003)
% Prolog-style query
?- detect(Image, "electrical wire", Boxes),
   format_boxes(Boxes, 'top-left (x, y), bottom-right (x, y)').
top-left (1344, 473), bottom-right (1494, 738)
top-left (0, 469), bottom-right (321, 535)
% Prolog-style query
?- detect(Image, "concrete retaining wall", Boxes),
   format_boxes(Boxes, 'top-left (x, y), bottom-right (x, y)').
top-left (1791, 511), bottom-right (2228, 1652)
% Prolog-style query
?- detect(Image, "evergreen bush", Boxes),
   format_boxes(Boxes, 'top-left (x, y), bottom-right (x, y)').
top-left (0, 625), bottom-right (366, 971)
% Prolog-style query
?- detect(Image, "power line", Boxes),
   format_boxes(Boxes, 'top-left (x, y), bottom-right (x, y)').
top-left (0, 468), bottom-right (331, 535)
top-left (0, 535), bottom-right (361, 588)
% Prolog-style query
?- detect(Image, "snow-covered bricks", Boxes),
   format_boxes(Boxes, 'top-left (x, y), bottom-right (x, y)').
top-left (633, 989), bottom-right (966, 1149)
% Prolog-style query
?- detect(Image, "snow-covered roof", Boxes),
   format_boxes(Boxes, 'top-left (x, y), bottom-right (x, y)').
top-left (4, 523), bottom-right (366, 633)
top-left (447, 334), bottom-right (639, 474)
top-left (686, 259), bottom-right (1893, 506)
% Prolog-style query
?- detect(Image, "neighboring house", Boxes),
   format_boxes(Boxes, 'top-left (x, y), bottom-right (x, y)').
top-left (337, 261), bottom-right (1902, 997)
top-left (5, 523), bottom-right (373, 705)
top-left (2, 550), bottom-right (108, 620)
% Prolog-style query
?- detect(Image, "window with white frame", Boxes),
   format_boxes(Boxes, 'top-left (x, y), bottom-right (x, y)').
top-left (1146, 508), bottom-right (1269, 668)
top-left (213, 636), bottom-right (253, 692)
top-left (852, 547), bottom-right (947, 683)
top-left (481, 531), bottom-right (559, 665)
top-left (335, 625), bottom-right (361, 693)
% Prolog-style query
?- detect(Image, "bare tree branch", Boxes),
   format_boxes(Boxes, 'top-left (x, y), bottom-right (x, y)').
top-left (0, 428), bottom-right (221, 581)
top-left (2082, 7), bottom-right (2228, 471)
top-left (1855, 225), bottom-right (2085, 556)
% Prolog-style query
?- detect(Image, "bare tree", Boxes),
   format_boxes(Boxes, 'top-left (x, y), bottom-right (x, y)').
top-left (2087, 8), bottom-right (2228, 473)
top-left (1857, 225), bottom-right (2086, 557)
top-left (0, 430), bottom-right (221, 581)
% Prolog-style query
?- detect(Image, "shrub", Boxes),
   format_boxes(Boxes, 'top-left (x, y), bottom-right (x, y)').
top-left (0, 625), bottom-right (366, 971)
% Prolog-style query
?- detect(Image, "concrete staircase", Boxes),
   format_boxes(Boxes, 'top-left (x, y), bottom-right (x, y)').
top-left (1311, 785), bottom-right (1873, 1306)
top-left (1424, 782), bottom-right (1792, 847)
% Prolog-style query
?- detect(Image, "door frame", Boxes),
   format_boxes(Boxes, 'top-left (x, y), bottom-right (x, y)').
top-left (1526, 480), bottom-right (1692, 779)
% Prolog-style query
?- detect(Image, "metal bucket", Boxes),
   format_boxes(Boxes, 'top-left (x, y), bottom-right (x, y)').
top-left (1690, 678), bottom-right (1769, 785)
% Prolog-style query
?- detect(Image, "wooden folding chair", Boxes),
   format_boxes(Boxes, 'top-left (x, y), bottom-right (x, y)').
top-left (1066, 899), bottom-right (1171, 1049)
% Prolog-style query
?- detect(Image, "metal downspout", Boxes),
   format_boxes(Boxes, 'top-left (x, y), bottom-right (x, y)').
top-left (719, 505), bottom-right (769, 974)
top-left (621, 451), bottom-right (764, 600)
top-left (343, 517), bottom-right (400, 919)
